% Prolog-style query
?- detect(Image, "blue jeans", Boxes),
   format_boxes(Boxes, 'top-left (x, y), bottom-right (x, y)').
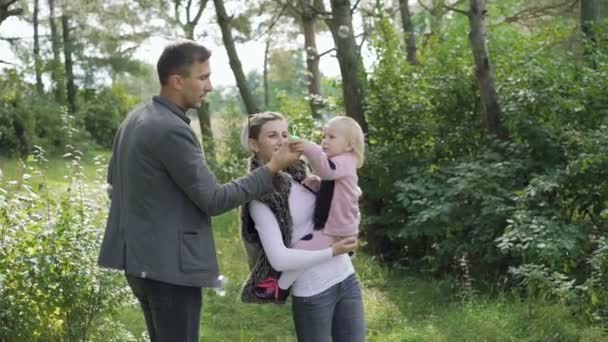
top-left (291, 274), bottom-right (366, 342)
top-left (126, 274), bottom-right (202, 342)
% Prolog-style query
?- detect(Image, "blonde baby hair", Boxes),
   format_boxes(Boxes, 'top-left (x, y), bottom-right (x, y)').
top-left (326, 116), bottom-right (365, 168)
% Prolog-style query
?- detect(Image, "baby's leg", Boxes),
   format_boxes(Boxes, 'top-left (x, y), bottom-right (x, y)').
top-left (292, 230), bottom-right (334, 250)
top-left (278, 231), bottom-right (335, 289)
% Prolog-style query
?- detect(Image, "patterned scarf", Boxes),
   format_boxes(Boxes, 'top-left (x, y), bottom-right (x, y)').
top-left (240, 156), bottom-right (308, 304)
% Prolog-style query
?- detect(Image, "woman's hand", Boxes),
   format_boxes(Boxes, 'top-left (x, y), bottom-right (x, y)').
top-left (331, 237), bottom-right (358, 256)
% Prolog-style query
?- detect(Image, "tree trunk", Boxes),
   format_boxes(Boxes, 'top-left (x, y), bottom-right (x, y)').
top-left (48, 0), bottom-right (65, 104)
top-left (263, 37), bottom-right (270, 109)
top-left (399, 0), bottom-right (418, 65)
top-left (581, 0), bottom-right (601, 40)
top-left (468, 0), bottom-right (508, 140)
top-left (302, 0), bottom-right (323, 118)
top-left (33, 0), bottom-right (43, 94)
top-left (326, 0), bottom-right (368, 133)
top-left (197, 101), bottom-right (215, 160)
top-left (61, 4), bottom-right (76, 113)
top-left (214, 0), bottom-right (259, 114)
top-left (179, 0), bottom-right (214, 157)
top-left (581, 0), bottom-right (600, 63)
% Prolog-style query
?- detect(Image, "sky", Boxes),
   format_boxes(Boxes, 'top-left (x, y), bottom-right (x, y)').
top-left (0, 1), bottom-right (379, 89)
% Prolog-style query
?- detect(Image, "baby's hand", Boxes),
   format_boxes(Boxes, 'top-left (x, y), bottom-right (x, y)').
top-left (302, 175), bottom-right (321, 192)
top-left (288, 139), bottom-right (308, 153)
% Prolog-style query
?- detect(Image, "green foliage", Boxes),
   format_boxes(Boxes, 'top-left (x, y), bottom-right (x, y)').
top-left (362, 9), bottom-right (608, 323)
top-left (81, 84), bottom-right (138, 148)
top-left (277, 91), bottom-right (323, 143)
top-left (0, 120), bottom-right (130, 341)
top-left (210, 104), bottom-right (250, 183)
top-left (0, 70), bottom-right (74, 157)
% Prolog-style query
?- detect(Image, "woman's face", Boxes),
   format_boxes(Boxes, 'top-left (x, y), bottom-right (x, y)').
top-left (250, 119), bottom-right (289, 162)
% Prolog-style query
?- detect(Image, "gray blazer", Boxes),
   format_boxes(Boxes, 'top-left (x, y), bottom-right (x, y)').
top-left (98, 96), bottom-right (273, 287)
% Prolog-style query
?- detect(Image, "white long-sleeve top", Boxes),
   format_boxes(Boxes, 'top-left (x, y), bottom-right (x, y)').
top-left (249, 181), bottom-right (354, 297)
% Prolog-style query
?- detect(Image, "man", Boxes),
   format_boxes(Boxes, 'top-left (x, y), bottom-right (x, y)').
top-left (98, 40), bottom-right (300, 341)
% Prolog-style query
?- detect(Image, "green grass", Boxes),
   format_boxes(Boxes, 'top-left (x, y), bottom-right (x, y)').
top-left (116, 210), bottom-right (608, 342)
top-left (3, 155), bottom-right (605, 341)
top-left (0, 151), bottom-right (110, 191)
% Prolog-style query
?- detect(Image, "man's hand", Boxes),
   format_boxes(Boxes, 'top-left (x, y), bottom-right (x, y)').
top-left (266, 143), bottom-right (302, 174)
top-left (331, 237), bottom-right (358, 256)
top-left (302, 175), bottom-right (321, 192)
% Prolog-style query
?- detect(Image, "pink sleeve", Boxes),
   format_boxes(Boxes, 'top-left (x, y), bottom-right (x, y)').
top-left (303, 142), bottom-right (357, 180)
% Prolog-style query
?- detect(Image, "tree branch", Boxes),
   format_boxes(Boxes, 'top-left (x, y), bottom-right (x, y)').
top-left (0, 36), bottom-right (21, 43)
top-left (253, 3), bottom-right (287, 41)
top-left (278, 0), bottom-right (303, 17)
top-left (357, 31), bottom-right (368, 55)
top-left (0, 58), bottom-right (15, 65)
top-left (316, 46), bottom-right (336, 59)
top-left (186, 0), bottom-right (192, 22)
top-left (351, 0), bottom-right (362, 14)
top-left (0, 0), bottom-right (20, 7)
top-left (416, 0), bottom-right (433, 13)
top-left (173, 0), bottom-right (182, 26)
top-left (443, 4), bottom-right (469, 16)
top-left (502, 0), bottom-right (577, 24)
top-left (0, 8), bottom-right (23, 24)
top-left (309, 0), bottom-right (332, 19)
top-left (316, 32), bottom-right (365, 60)
top-left (191, 0), bottom-right (208, 25)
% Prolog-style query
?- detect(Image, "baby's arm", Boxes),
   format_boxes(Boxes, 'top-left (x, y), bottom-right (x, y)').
top-left (301, 142), bottom-right (358, 180)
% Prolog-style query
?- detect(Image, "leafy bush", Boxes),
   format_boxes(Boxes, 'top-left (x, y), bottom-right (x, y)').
top-left (0, 118), bottom-right (131, 341)
top-left (0, 70), bottom-right (73, 157)
top-left (361, 10), bottom-right (608, 321)
top-left (210, 104), bottom-right (250, 183)
top-left (81, 84), bottom-right (138, 149)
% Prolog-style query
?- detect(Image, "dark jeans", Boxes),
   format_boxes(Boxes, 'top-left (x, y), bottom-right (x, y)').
top-left (125, 274), bottom-right (202, 342)
top-left (291, 273), bottom-right (366, 342)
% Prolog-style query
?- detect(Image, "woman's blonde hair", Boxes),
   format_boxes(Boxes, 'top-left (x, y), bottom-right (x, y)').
top-left (240, 111), bottom-right (286, 153)
top-left (326, 116), bottom-right (365, 168)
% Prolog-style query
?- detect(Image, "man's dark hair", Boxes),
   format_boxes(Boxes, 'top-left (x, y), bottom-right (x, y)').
top-left (156, 40), bottom-right (211, 85)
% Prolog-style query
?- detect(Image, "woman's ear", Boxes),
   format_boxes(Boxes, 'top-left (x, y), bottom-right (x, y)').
top-left (248, 138), bottom-right (259, 153)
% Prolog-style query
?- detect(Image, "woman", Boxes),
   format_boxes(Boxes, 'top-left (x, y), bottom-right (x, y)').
top-left (239, 112), bottom-right (366, 342)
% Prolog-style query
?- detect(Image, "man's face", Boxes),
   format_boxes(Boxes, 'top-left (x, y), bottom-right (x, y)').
top-left (180, 60), bottom-right (213, 109)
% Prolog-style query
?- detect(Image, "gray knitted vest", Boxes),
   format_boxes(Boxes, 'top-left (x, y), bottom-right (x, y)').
top-left (240, 156), bottom-right (308, 304)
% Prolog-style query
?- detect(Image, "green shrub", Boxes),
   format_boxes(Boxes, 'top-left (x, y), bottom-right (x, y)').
top-left (82, 84), bottom-right (138, 149)
top-left (0, 126), bottom-right (130, 340)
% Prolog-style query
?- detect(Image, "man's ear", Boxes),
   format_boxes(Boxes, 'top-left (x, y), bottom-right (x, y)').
top-left (167, 74), bottom-right (183, 91)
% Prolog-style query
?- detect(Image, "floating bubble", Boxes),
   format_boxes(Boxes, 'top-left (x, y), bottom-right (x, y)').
top-left (213, 274), bottom-right (228, 297)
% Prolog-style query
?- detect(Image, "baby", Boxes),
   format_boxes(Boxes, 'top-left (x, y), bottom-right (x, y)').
top-left (279, 116), bottom-right (365, 290)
